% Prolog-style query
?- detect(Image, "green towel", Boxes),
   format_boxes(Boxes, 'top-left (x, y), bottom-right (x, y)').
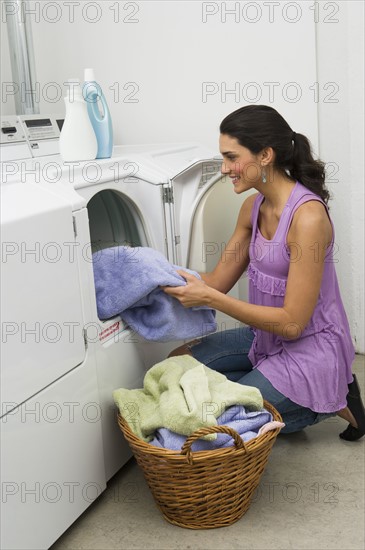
top-left (113, 355), bottom-right (263, 442)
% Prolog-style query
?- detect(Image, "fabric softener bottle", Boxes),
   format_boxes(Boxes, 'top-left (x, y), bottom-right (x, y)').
top-left (83, 69), bottom-right (113, 159)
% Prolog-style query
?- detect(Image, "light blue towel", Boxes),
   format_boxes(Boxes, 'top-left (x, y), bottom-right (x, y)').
top-left (92, 246), bottom-right (217, 341)
top-left (149, 405), bottom-right (274, 450)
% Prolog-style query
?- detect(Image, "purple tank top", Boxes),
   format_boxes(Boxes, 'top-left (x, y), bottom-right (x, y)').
top-left (248, 181), bottom-right (355, 412)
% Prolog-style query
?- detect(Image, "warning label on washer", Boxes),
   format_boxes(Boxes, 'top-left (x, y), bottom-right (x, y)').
top-left (99, 321), bottom-right (123, 343)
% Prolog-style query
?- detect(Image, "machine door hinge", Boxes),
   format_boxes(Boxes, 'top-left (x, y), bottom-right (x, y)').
top-left (72, 216), bottom-right (77, 238)
top-left (83, 328), bottom-right (88, 350)
top-left (162, 186), bottom-right (174, 204)
top-left (174, 235), bottom-right (180, 246)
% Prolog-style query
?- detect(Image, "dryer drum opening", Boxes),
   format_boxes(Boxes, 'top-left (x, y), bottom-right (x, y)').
top-left (87, 190), bottom-right (148, 252)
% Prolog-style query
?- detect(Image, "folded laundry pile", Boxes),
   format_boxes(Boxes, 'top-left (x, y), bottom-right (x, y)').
top-left (113, 355), bottom-right (272, 444)
top-left (92, 245), bottom-right (217, 341)
top-left (150, 405), bottom-right (285, 451)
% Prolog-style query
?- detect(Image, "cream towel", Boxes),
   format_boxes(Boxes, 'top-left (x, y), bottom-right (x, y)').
top-left (113, 355), bottom-right (263, 442)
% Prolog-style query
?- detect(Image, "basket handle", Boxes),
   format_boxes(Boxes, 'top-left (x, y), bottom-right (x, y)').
top-left (180, 425), bottom-right (248, 464)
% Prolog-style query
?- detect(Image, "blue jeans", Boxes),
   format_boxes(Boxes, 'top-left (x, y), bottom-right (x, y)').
top-left (189, 327), bottom-right (334, 434)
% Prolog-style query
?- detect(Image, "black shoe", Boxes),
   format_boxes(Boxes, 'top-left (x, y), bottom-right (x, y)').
top-left (339, 375), bottom-right (365, 441)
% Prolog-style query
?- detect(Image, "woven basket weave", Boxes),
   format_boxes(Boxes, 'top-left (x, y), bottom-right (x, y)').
top-left (118, 400), bottom-right (281, 529)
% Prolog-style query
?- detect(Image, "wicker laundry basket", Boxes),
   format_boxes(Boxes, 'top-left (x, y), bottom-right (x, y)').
top-left (117, 400), bottom-right (282, 529)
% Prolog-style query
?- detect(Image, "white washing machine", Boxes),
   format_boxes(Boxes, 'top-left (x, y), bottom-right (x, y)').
top-left (1, 116), bottom-right (107, 550)
top-left (1, 115), bottom-right (245, 549)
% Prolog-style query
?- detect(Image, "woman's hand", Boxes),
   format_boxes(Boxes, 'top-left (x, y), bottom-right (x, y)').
top-left (161, 270), bottom-right (214, 308)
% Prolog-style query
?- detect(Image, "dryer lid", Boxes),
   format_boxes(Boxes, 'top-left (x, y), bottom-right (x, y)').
top-left (113, 142), bottom-right (220, 182)
top-left (32, 143), bottom-right (221, 188)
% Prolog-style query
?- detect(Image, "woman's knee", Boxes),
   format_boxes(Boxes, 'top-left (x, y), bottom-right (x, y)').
top-left (168, 341), bottom-right (197, 357)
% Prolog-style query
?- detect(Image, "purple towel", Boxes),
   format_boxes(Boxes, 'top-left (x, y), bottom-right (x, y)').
top-left (149, 405), bottom-right (273, 450)
top-left (92, 246), bottom-right (217, 342)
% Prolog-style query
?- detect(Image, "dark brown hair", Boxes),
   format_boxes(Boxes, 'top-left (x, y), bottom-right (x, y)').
top-left (220, 105), bottom-right (330, 204)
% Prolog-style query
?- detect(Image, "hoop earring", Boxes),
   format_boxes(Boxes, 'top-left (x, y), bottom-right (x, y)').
top-left (261, 167), bottom-right (267, 183)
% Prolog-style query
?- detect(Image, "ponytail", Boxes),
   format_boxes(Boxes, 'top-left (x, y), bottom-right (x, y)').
top-left (220, 105), bottom-right (330, 204)
top-left (291, 133), bottom-right (330, 204)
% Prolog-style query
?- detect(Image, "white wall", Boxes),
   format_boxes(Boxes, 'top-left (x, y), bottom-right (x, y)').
top-left (3, 0), bottom-right (318, 149)
top-left (316, 1), bottom-right (364, 352)
top-left (1, 1), bottom-right (363, 351)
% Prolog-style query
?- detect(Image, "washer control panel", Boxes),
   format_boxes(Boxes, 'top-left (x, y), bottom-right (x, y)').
top-left (19, 114), bottom-right (63, 142)
top-left (1, 116), bottom-right (26, 144)
top-left (1, 115), bottom-right (65, 159)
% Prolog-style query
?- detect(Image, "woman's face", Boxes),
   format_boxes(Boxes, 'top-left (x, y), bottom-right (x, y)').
top-left (219, 134), bottom-right (262, 193)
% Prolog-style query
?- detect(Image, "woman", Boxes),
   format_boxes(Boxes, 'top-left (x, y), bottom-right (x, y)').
top-left (163, 105), bottom-right (365, 441)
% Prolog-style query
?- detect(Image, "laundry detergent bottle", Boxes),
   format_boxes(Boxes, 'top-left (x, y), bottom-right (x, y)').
top-left (59, 79), bottom-right (98, 162)
top-left (83, 69), bottom-right (113, 159)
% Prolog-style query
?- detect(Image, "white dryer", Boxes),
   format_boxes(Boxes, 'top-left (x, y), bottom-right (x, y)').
top-left (1, 115), bottom-right (245, 550)
top-left (44, 141), bottom-right (246, 478)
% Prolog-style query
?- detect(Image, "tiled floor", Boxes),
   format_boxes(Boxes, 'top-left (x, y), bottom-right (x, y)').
top-left (51, 355), bottom-right (365, 550)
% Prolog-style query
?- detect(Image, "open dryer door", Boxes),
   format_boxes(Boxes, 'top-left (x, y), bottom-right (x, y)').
top-left (187, 173), bottom-right (244, 272)
top-left (169, 159), bottom-right (245, 272)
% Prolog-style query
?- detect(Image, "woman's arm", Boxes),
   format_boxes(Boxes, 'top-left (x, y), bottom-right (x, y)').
top-left (198, 192), bottom-right (258, 293)
top-left (164, 200), bottom-right (332, 340)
